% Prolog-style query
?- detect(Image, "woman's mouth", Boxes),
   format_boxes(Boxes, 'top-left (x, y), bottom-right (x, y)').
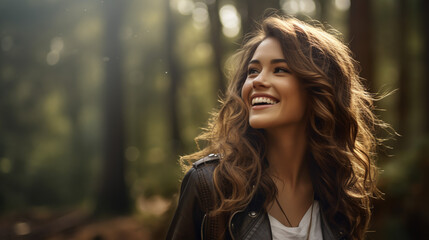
top-left (251, 96), bottom-right (279, 106)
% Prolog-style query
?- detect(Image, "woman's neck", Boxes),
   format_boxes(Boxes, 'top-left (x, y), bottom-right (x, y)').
top-left (265, 124), bottom-right (314, 227)
top-left (265, 124), bottom-right (310, 191)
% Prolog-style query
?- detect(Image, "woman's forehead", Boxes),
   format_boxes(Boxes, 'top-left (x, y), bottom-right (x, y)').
top-left (250, 37), bottom-right (285, 62)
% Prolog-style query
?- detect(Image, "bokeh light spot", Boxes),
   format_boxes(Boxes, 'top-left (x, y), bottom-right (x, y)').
top-left (0, 158), bottom-right (11, 173)
top-left (14, 222), bottom-right (30, 236)
top-left (300, 0), bottom-right (316, 14)
top-left (177, 0), bottom-right (194, 15)
top-left (282, 0), bottom-right (316, 15)
top-left (282, 0), bottom-right (299, 15)
top-left (125, 146), bottom-right (140, 162)
top-left (192, 2), bottom-right (209, 29)
top-left (50, 37), bottom-right (64, 52)
top-left (219, 4), bottom-right (241, 38)
top-left (335, 0), bottom-right (351, 11)
top-left (47, 51), bottom-right (60, 66)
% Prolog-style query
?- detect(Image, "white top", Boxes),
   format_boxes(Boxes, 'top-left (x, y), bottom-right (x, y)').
top-left (268, 201), bottom-right (323, 240)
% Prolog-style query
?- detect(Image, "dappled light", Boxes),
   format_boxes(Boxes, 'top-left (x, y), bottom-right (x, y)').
top-left (136, 195), bottom-right (171, 216)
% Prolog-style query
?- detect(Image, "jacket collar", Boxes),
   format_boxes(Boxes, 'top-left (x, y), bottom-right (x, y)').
top-left (229, 190), bottom-right (344, 240)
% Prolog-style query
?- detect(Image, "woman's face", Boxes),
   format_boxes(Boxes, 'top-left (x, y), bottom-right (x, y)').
top-left (241, 37), bottom-right (307, 131)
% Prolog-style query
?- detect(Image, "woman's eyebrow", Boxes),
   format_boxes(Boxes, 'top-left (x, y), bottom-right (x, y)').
top-left (271, 59), bottom-right (287, 64)
top-left (248, 59), bottom-right (287, 65)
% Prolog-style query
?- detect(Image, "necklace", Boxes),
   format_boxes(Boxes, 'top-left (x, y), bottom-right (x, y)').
top-left (275, 194), bottom-right (314, 240)
top-left (275, 196), bottom-right (292, 226)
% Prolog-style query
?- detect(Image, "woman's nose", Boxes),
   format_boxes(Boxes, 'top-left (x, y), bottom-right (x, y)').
top-left (252, 73), bottom-right (270, 88)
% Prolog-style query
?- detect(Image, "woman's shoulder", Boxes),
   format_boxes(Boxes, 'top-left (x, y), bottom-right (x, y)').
top-left (167, 154), bottom-right (221, 239)
top-left (192, 153), bottom-right (220, 168)
top-left (181, 153), bottom-right (220, 190)
top-left (179, 154), bottom-right (220, 211)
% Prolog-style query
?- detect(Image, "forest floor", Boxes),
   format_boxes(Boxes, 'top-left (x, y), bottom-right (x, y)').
top-left (0, 210), bottom-right (160, 240)
top-left (0, 196), bottom-right (173, 240)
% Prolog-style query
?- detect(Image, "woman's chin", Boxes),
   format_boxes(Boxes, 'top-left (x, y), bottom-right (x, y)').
top-left (249, 119), bottom-right (271, 129)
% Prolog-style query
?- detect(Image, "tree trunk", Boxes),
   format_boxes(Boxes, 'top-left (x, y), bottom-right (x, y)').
top-left (422, 0), bottom-right (429, 134)
top-left (349, 0), bottom-right (374, 91)
top-left (96, 0), bottom-right (130, 215)
top-left (65, 64), bottom-right (89, 203)
top-left (318, 0), bottom-right (330, 22)
top-left (207, 0), bottom-right (226, 94)
top-left (397, 0), bottom-right (409, 137)
top-left (165, 0), bottom-right (184, 156)
top-left (239, 0), bottom-right (280, 35)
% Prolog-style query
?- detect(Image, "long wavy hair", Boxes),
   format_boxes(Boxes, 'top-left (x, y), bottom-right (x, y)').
top-left (181, 16), bottom-right (386, 239)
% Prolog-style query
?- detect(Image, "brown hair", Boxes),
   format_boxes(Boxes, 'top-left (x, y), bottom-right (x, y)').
top-left (182, 16), bottom-right (386, 239)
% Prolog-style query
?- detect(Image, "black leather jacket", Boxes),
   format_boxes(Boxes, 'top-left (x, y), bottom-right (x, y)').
top-left (166, 154), bottom-right (346, 240)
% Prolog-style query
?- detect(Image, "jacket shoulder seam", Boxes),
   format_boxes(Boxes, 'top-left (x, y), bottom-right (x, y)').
top-left (192, 153), bottom-right (220, 168)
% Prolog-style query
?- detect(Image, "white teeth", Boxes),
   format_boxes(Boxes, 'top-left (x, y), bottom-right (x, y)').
top-left (251, 97), bottom-right (278, 106)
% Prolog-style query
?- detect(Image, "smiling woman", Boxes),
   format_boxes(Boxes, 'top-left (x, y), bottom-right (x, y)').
top-left (241, 37), bottom-right (308, 131)
top-left (166, 15), bottom-right (387, 240)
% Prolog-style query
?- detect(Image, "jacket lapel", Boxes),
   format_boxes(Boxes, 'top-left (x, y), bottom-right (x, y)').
top-left (229, 191), bottom-right (272, 240)
top-left (230, 192), bottom-right (343, 240)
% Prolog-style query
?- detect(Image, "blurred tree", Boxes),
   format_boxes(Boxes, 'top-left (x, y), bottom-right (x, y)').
top-left (165, 0), bottom-right (184, 156)
top-left (63, 61), bottom-right (90, 204)
top-left (207, 0), bottom-right (226, 94)
top-left (422, 0), bottom-right (429, 134)
top-left (0, 0), bottom-right (82, 210)
top-left (236, 0), bottom-right (281, 34)
top-left (397, 0), bottom-right (409, 137)
top-left (318, 0), bottom-right (330, 22)
top-left (349, 0), bottom-right (374, 91)
top-left (96, 0), bottom-right (130, 214)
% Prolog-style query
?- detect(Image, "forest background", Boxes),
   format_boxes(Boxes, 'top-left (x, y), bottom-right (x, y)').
top-left (0, 0), bottom-right (428, 239)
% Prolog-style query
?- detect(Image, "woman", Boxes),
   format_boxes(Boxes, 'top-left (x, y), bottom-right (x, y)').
top-left (167, 15), bottom-right (384, 240)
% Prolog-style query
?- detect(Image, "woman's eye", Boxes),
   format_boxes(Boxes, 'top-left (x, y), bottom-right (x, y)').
top-left (248, 68), bottom-right (259, 75)
top-left (274, 67), bottom-right (290, 73)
